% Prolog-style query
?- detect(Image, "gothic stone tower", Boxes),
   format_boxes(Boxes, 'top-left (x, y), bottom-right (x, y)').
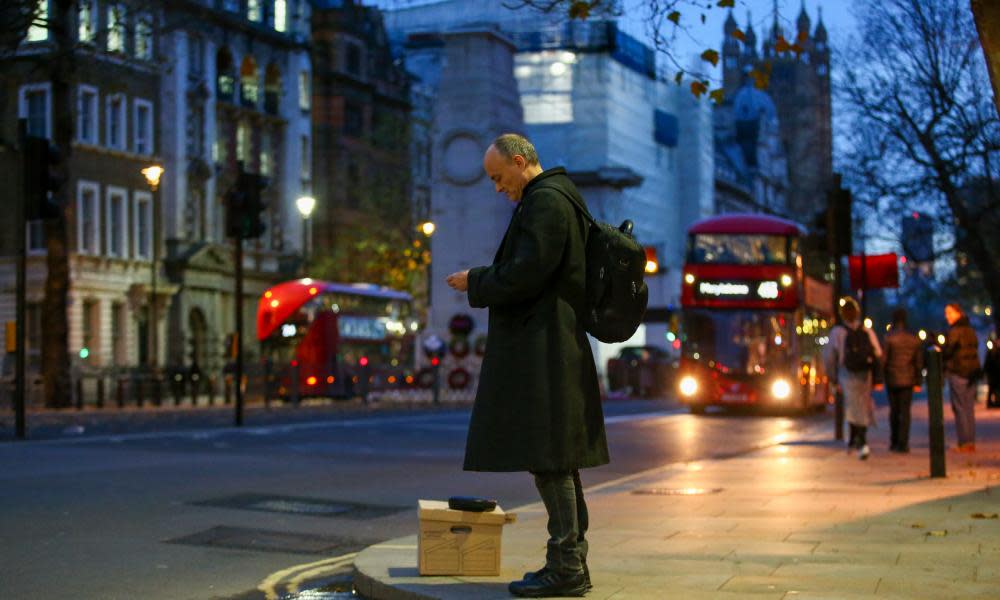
top-left (722, 4), bottom-right (832, 219)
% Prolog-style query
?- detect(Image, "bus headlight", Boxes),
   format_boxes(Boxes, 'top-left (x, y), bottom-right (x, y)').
top-left (771, 378), bottom-right (791, 400)
top-left (679, 376), bottom-right (698, 397)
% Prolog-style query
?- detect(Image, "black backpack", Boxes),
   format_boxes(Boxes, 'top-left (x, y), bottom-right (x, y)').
top-left (843, 326), bottom-right (875, 373)
top-left (541, 186), bottom-right (648, 343)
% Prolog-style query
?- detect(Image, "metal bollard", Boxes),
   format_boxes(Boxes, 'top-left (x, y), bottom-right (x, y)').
top-left (190, 373), bottom-right (200, 406)
top-left (76, 377), bottom-right (84, 410)
top-left (152, 371), bottom-right (162, 407)
top-left (135, 374), bottom-right (145, 407)
top-left (208, 375), bottom-right (217, 406)
top-left (96, 376), bottom-right (105, 409)
top-left (224, 374), bottom-right (233, 405)
top-left (834, 388), bottom-right (844, 441)
top-left (116, 378), bottom-right (126, 408)
top-left (926, 347), bottom-right (947, 478)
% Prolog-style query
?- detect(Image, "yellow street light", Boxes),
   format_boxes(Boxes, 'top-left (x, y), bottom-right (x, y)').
top-left (296, 195), bottom-right (316, 218)
top-left (141, 165), bottom-right (164, 191)
top-left (645, 259), bottom-right (659, 274)
top-left (420, 221), bottom-right (436, 236)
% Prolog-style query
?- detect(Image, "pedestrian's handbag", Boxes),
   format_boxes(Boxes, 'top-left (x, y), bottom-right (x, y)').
top-left (539, 185), bottom-right (649, 343)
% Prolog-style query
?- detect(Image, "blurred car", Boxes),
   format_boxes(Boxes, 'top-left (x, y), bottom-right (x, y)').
top-left (607, 345), bottom-right (676, 398)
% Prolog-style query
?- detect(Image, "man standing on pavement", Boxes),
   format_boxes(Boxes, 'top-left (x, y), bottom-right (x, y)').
top-left (883, 308), bottom-right (923, 453)
top-left (446, 133), bottom-right (607, 598)
top-left (942, 303), bottom-right (981, 452)
top-left (825, 297), bottom-right (883, 460)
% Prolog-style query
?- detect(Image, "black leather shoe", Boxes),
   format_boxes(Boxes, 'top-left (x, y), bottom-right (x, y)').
top-left (509, 570), bottom-right (589, 597)
top-left (522, 565), bottom-right (592, 590)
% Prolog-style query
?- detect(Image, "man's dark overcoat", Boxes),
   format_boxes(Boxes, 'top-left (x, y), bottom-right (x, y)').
top-left (464, 167), bottom-right (609, 473)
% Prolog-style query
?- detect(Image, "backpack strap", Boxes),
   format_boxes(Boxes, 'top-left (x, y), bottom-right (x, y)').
top-left (531, 183), bottom-right (598, 227)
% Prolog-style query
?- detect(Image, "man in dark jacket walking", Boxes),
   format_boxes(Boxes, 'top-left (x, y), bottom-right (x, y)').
top-left (942, 303), bottom-right (980, 452)
top-left (883, 308), bottom-right (923, 453)
top-left (446, 133), bottom-right (607, 598)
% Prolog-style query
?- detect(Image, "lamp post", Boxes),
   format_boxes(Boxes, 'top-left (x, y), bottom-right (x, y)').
top-left (418, 220), bottom-right (435, 326)
top-left (141, 165), bottom-right (163, 370)
top-left (296, 195), bottom-right (316, 269)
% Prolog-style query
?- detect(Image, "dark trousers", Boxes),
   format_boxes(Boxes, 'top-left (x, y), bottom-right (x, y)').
top-left (532, 470), bottom-right (588, 575)
top-left (848, 424), bottom-right (868, 449)
top-left (887, 386), bottom-right (913, 450)
top-left (988, 384), bottom-right (999, 408)
top-left (947, 374), bottom-right (976, 445)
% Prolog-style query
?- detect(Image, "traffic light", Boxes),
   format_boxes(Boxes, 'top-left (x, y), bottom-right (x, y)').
top-left (829, 186), bottom-right (852, 256)
top-left (23, 136), bottom-right (64, 221)
top-left (225, 167), bottom-right (269, 239)
top-left (242, 170), bottom-right (269, 239)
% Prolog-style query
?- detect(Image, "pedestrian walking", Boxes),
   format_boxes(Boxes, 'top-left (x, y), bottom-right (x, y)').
top-left (882, 308), bottom-right (924, 453)
top-left (986, 334), bottom-right (1000, 409)
top-left (446, 133), bottom-right (606, 598)
top-left (824, 297), bottom-right (883, 460)
top-left (942, 303), bottom-right (981, 452)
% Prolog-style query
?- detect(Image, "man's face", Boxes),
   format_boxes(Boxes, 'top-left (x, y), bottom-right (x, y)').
top-left (483, 146), bottom-right (528, 202)
top-left (945, 305), bottom-right (961, 325)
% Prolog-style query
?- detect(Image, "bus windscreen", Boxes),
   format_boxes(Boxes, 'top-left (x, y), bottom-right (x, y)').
top-left (688, 234), bottom-right (790, 265)
top-left (682, 309), bottom-right (794, 375)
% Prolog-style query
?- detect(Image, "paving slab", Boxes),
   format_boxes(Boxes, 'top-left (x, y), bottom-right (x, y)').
top-left (354, 403), bottom-right (1000, 599)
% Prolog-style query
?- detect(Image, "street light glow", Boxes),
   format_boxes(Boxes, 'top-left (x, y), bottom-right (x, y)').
top-left (296, 195), bottom-right (316, 218)
top-left (420, 221), bottom-right (436, 236)
top-left (141, 165), bottom-right (164, 191)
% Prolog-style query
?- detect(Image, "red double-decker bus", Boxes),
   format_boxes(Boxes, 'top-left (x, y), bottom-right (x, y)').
top-left (676, 214), bottom-right (833, 414)
top-left (256, 279), bottom-right (419, 399)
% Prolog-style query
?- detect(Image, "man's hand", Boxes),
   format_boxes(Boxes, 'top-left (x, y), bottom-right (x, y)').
top-left (446, 270), bottom-right (469, 292)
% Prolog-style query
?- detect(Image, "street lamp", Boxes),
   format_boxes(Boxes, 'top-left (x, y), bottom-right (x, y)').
top-left (296, 195), bottom-right (316, 267)
top-left (418, 221), bottom-right (435, 327)
top-left (141, 164), bottom-right (163, 369)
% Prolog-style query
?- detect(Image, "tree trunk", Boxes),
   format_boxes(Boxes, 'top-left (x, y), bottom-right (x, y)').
top-left (41, 0), bottom-right (74, 408)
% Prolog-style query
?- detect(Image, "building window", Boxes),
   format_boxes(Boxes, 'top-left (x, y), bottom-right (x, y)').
top-left (106, 187), bottom-right (128, 258)
top-left (187, 103), bottom-right (205, 157)
top-left (107, 3), bottom-right (125, 53)
top-left (28, 221), bottom-right (46, 252)
top-left (111, 303), bottom-right (127, 366)
top-left (300, 134), bottom-right (310, 180)
top-left (725, 57), bottom-right (736, 69)
top-left (188, 35), bottom-right (204, 78)
top-left (214, 119), bottom-right (230, 165)
top-left (81, 299), bottom-right (99, 362)
top-left (134, 191), bottom-right (152, 259)
top-left (135, 14), bottom-right (153, 60)
top-left (237, 121), bottom-right (250, 164)
top-left (106, 94), bottom-right (126, 150)
top-left (133, 99), bottom-right (153, 155)
top-left (240, 57), bottom-right (260, 108)
top-left (223, 0), bottom-right (239, 12)
top-left (19, 83), bottom-right (51, 139)
top-left (344, 102), bottom-right (363, 137)
top-left (817, 64), bottom-right (828, 77)
top-left (298, 71), bottom-right (310, 111)
top-left (217, 48), bottom-right (235, 102)
top-left (248, 0), bottom-right (262, 22)
top-left (264, 64), bottom-right (281, 115)
top-left (346, 43), bottom-right (361, 77)
top-left (78, 0), bottom-right (97, 42)
top-left (27, 0), bottom-right (48, 42)
top-left (274, 0), bottom-right (287, 32)
top-left (77, 181), bottom-right (100, 255)
top-left (77, 85), bottom-right (98, 144)
top-left (260, 132), bottom-right (272, 177)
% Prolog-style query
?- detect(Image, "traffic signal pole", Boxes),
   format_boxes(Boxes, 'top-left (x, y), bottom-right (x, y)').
top-left (235, 236), bottom-right (244, 427)
top-left (14, 121), bottom-right (28, 439)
